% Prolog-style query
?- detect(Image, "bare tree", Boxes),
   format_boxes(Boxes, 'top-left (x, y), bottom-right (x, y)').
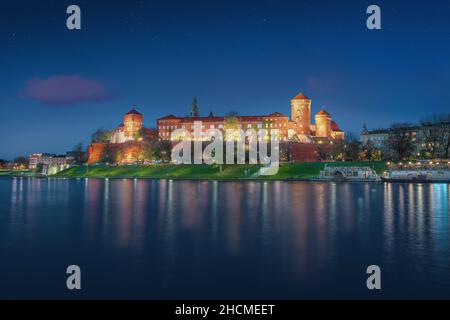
top-left (438, 114), bottom-right (450, 158)
top-left (387, 123), bottom-right (415, 161)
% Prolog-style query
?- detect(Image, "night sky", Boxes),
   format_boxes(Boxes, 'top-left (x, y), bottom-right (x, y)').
top-left (1, 0), bottom-right (450, 159)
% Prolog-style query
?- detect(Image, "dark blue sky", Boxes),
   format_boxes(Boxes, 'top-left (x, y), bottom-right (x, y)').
top-left (1, 0), bottom-right (450, 159)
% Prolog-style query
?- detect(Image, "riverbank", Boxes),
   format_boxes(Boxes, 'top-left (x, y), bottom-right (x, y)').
top-left (0, 170), bottom-right (31, 177)
top-left (52, 162), bottom-right (388, 180)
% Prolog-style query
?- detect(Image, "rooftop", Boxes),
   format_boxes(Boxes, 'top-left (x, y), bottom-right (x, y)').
top-left (292, 92), bottom-right (310, 100)
top-left (316, 109), bottom-right (331, 117)
top-left (126, 108), bottom-right (142, 116)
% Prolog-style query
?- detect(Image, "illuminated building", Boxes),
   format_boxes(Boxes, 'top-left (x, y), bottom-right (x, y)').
top-left (157, 92), bottom-right (344, 142)
top-left (111, 108), bottom-right (143, 143)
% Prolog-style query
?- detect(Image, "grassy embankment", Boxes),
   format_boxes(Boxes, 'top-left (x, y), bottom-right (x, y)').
top-left (53, 162), bottom-right (387, 180)
top-left (0, 169), bottom-right (32, 176)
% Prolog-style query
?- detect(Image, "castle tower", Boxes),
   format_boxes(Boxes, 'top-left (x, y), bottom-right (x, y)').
top-left (314, 108), bottom-right (332, 138)
top-left (124, 108), bottom-right (143, 139)
top-left (291, 92), bottom-right (311, 135)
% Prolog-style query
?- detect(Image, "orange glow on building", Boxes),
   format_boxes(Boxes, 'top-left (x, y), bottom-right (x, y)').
top-left (157, 92), bottom-right (344, 142)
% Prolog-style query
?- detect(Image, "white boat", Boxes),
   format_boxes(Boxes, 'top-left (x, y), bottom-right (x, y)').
top-left (315, 165), bottom-right (381, 182)
top-left (384, 170), bottom-right (450, 182)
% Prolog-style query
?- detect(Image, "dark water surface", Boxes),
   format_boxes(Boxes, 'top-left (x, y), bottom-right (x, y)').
top-left (0, 177), bottom-right (449, 299)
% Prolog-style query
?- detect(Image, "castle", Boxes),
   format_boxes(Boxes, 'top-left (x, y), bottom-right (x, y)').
top-left (157, 92), bottom-right (344, 142)
top-left (88, 108), bottom-right (152, 164)
top-left (87, 92), bottom-right (344, 163)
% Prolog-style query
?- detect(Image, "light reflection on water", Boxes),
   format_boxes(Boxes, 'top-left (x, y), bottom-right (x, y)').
top-left (0, 177), bottom-right (449, 299)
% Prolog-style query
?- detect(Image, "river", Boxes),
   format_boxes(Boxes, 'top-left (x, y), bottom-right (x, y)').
top-left (0, 177), bottom-right (449, 298)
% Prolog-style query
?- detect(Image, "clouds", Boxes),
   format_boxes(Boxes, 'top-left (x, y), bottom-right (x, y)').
top-left (20, 75), bottom-right (112, 106)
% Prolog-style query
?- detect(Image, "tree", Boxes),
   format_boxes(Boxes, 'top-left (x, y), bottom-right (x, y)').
top-left (91, 128), bottom-right (112, 143)
top-left (144, 128), bottom-right (159, 142)
top-left (387, 123), bottom-right (415, 161)
top-left (224, 111), bottom-right (240, 141)
top-left (35, 163), bottom-right (44, 174)
top-left (0, 159), bottom-right (7, 169)
top-left (153, 140), bottom-right (172, 162)
top-left (208, 111), bottom-right (214, 117)
top-left (70, 143), bottom-right (85, 164)
top-left (344, 132), bottom-right (362, 161)
top-left (100, 144), bottom-right (115, 163)
top-left (440, 117), bottom-right (450, 158)
top-left (359, 139), bottom-right (381, 161)
top-left (14, 156), bottom-right (29, 169)
top-left (330, 139), bottom-right (346, 161)
top-left (190, 97), bottom-right (200, 117)
top-left (279, 143), bottom-right (290, 162)
top-left (316, 142), bottom-right (332, 161)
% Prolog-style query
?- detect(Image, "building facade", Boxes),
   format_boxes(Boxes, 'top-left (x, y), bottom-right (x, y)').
top-left (157, 92), bottom-right (344, 142)
top-left (29, 153), bottom-right (74, 169)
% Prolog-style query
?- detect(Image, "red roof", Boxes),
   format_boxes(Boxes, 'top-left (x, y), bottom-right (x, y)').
top-left (292, 92), bottom-right (310, 100)
top-left (331, 120), bottom-right (342, 131)
top-left (181, 116), bottom-right (225, 123)
top-left (126, 108), bottom-right (142, 115)
top-left (158, 114), bottom-right (179, 120)
top-left (316, 109), bottom-right (331, 117)
top-left (158, 112), bottom-right (288, 123)
top-left (267, 112), bottom-right (288, 117)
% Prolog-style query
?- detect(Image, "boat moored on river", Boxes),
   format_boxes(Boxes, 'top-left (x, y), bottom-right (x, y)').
top-left (383, 170), bottom-right (450, 182)
top-left (314, 165), bottom-right (381, 182)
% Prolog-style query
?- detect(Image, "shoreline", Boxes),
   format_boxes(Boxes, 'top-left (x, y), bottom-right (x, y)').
top-left (4, 175), bottom-right (450, 183)
top-left (3, 162), bottom-right (450, 183)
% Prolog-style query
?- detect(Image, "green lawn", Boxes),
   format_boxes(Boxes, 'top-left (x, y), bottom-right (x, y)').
top-left (54, 161), bottom-right (387, 180)
top-left (0, 169), bottom-right (32, 176)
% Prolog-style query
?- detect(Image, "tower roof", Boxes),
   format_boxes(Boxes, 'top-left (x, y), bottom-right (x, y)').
top-left (292, 92), bottom-right (310, 100)
top-left (331, 120), bottom-right (342, 131)
top-left (126, 108), bottom-right (142, 116)
top-left (316, 108), bottom-right (331, 117)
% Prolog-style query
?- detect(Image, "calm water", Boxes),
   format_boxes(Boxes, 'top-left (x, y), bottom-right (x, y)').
top-left (0, 177), bottom-right (449, 299)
